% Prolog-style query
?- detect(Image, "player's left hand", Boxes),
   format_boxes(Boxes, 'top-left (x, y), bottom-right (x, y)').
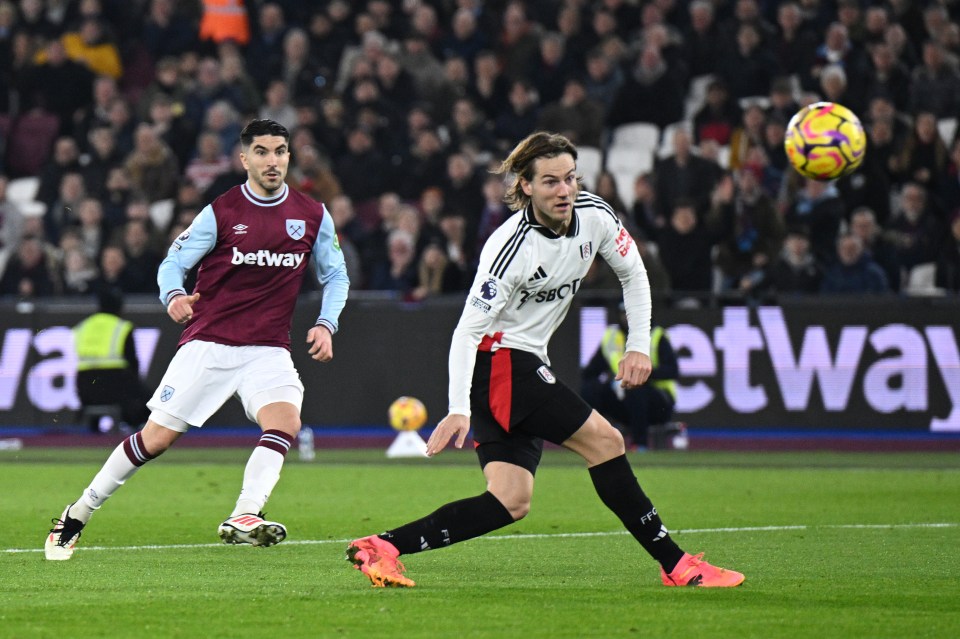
top-left (616, 351), bottom-right (652, 390)
top-left (306, 325), bottom-right (333, 362)
top-left (426, 413), bottom-right (470, 456)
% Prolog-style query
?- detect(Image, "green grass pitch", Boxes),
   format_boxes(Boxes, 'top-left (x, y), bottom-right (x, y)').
top-left (3, 447), bottom-right (959, 638)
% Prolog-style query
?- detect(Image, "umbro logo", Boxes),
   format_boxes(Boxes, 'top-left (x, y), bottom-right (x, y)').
top-left (233, 224), bottom-right (248, 235)
top-left (527, 265), bottom-right (548, 282)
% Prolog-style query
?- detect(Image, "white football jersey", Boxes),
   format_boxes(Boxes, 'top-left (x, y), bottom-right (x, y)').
top-left (448, 190), bottom-right (651, 415)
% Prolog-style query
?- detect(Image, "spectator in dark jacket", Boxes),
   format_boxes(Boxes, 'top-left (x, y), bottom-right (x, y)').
top-left (850, 207), bottom-right (902, 292)
top-left (756, 225), bottom-right (823, 296)
top-left (884, 182), bottom-right (943, 273)
top-left (784, 179), bottom-right (847, 266)
top-left (607, 46), bottom-right (685, 130)
top-left (655, 127), bottom-right (723, 216)
top-left (657, 199), bottom-right (716, 298)
top-left (820, 232), bottom-right (890, 294)
top-left (0, 236), bottom-right (57, 298)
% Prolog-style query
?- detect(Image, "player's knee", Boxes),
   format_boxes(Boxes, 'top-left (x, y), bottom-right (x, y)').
top-left (488, 487), bottom-right (532, 520)
top-left (503, 496), bottom-right (531, 521)
top-left (597, 421), bottom-right (626, 457)
top-left (139, 422), bottom-right (180, 455)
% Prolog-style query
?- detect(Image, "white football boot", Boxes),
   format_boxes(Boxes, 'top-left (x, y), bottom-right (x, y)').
top-left (45, 504), bottom-right (86, 560)
top-left (217, 513), bottom-right (287, 547)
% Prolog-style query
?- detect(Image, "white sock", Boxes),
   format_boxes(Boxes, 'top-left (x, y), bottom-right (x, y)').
top-left (70, 432), bottom-right (156, 524)
top-left (231, 431), bottom-right (293, 516)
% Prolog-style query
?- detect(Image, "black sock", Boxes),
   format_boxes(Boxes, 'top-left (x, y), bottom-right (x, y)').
top-left (589, 454), bottom-right (686, 572)
top-left (379, 491), bottom-right (514, 555)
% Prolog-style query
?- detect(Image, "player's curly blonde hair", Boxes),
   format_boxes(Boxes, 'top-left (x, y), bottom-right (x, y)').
top-left (496, 132), bottom-right (581, 211)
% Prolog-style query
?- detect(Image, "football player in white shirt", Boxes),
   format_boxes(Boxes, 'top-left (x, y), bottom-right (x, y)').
top-left (347, 132), bottom-right (744, 588)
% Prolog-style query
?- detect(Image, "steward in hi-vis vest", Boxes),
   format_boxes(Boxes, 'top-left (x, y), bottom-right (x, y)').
top-left (73, 288), bottom-right (150, 432)
top-left (582, 307), bottom-right (679, 449)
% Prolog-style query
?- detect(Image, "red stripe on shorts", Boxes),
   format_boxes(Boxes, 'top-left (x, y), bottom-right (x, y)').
top-left (488, 348), bottom-right (512, 431)
top-left (479, 333), bottom-right (511, 430)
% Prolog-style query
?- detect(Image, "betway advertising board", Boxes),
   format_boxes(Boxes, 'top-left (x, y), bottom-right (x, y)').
top-left (580, 302), bottom-right (959, 433)
top-left (0, 298), bottom-right (956, 432)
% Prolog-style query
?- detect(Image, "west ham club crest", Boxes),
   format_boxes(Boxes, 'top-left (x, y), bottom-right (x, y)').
top-left (286, 219), bottom-right (305, 239)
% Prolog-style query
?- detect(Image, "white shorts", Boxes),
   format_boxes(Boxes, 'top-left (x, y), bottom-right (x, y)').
top-left (147, 340), bottom-right (304, 432)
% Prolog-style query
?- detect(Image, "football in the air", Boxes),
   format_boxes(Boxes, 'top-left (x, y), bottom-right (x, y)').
top-left (784, 101), bottom-right (866, 181)
top-left (388, 396), bottom-right (427, 431)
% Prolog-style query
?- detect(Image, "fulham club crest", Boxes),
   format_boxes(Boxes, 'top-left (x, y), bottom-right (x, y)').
top-left (580, 242), bottom-right (593, 260)
top-left (537, 366), bottom-right (556, 384)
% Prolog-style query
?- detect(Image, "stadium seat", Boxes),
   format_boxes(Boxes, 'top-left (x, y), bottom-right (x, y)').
top-left (6, 176), bottom-right (40, 203)
top-left (684, 74), bottom-right (717, 120)
top-left (609, 122), bottom-right (660, 153)
top-left (658, 121), bottom-right (693, 159)
top-left (938, 117), bottom-right (957, 147)
top-left (738, 96), bottom-right (771, 111)
top-left (577, 145), bottom-right (603, 191)
top-left (904, 262), bottom-right (944, 296)
top-left (5, 176), bottom-right (45, 217)
top-left (148, 199), bottom-right (176, 231)
top-left (17, 201), bottom-right (47, 217)
top-left (608, 170), bottom-right (637, 210)
top-left (4, 109), bottom-right (60, 178)
top-left (605, 146), bottom-right (654, 209)
top-left (716, 145), bottom-right (732, 169)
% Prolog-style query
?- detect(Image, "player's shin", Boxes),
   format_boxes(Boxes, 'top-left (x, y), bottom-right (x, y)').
top-left (231, 429), bottom-right (295, 516)
top-left (379, 491), bottom-right (514, 554)
top-left (70, 431), bottom-right (159, 523)
top-left (589, 454), bottom-right (686, 572)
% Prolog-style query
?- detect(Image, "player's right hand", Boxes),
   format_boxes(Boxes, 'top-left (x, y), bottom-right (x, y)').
top-left (426, 413), bottom-right (470, 456)
top-left (167, 293), bottom-right (200, 324)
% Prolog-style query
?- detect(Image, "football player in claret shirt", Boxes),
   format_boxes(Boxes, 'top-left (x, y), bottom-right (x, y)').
top-left (347, 132), bottom-right (744, 588)
top-left (45, 119), bottom-right (350, 560)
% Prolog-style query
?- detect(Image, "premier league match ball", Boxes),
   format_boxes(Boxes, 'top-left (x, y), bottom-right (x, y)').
top-left (784, 101), bottom-right (866, 181)
top-left (388, 396), bottom-right (428, 432)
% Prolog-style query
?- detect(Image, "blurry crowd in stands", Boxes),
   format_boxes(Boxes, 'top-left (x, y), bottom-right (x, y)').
top-left (1, 0), bottom-right (960, 306)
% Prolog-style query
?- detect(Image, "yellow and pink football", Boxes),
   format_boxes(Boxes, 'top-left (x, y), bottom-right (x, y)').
top-left (784, 101), bottom-right (866, 181)
top-left (388, 396), bottom-right (428, 432)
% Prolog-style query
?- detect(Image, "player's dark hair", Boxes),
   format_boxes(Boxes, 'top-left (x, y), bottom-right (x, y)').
top-left (497, 132), bottom-right (581, 211)
top-left (239, 119), bottom-right (289, 148)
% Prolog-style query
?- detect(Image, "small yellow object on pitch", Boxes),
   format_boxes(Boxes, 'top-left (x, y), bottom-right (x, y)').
top-left (388, 396), bottom-right (428, 431)
top-left (784, 101), bottom-right (866, 181)
top-left (386, 396), bottom-right (429, 458)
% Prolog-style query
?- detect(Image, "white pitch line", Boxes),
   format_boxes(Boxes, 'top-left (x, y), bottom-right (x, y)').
top-left (7, 522), bottom-right (957, 555)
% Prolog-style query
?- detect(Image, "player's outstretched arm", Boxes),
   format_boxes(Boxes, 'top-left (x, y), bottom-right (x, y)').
top-left (306, 324), bottom-right (333, 362)
top-left (167, 293), bottom-right (200, 324)
top-left (426, 413), bottom-right (470, 456)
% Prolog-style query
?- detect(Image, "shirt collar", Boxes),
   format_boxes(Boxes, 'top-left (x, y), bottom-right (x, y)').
top-left (524, 203), bottom-right (579, 238)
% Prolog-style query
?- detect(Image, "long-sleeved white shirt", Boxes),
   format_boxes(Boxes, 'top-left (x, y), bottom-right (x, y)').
top-left (448, 190), bottom-right (651, 415)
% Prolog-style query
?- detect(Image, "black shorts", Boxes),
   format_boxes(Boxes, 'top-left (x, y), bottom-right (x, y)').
top-left (471, 347), bottom-right (593, 475)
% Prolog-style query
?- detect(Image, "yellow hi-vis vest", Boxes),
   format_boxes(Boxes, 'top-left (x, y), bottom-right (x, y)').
top-left (601, 325), bottom-right (676, 401)
top-left (73, 313), bottom-right (133, 372)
